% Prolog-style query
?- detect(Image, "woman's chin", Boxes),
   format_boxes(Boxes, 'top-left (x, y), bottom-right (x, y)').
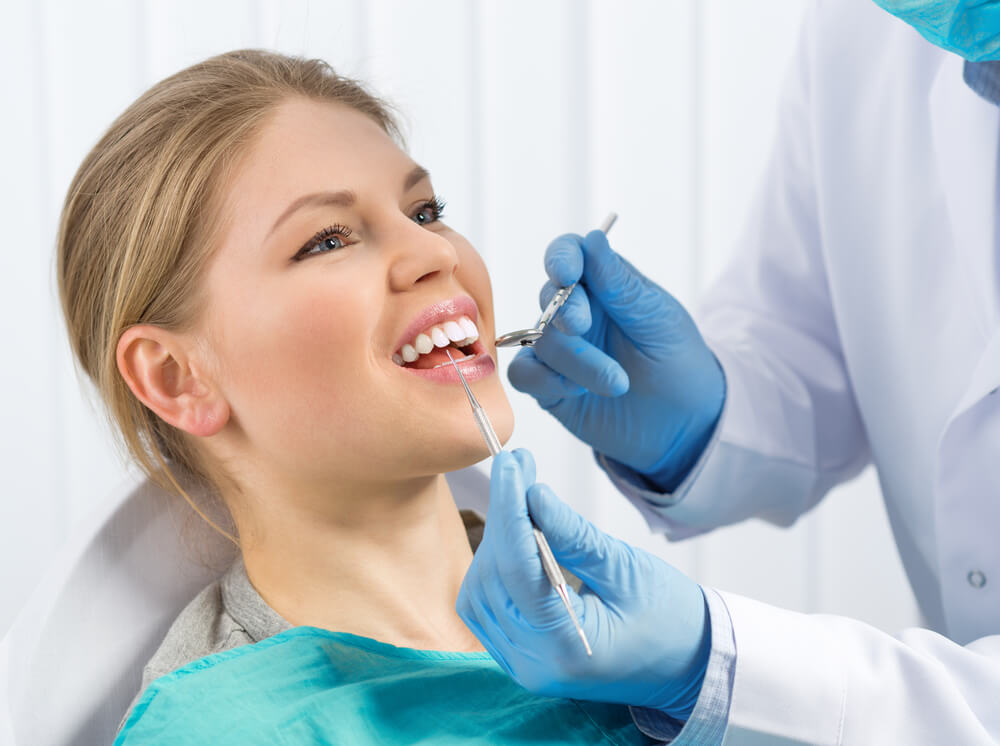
top-left (382, 381), bottom-right (514, 475)
top-left (480, 386), bottom-right (515, 445)
top-left (431, 399), bottom-right (515, 473)
top-left (447, 408), bottom-right (515, 468)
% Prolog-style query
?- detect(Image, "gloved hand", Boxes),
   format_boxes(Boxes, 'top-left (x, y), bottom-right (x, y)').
top-left (507, 230), bottom-right (725, 492)
top-left (457, 449), bottom-right (711, 721)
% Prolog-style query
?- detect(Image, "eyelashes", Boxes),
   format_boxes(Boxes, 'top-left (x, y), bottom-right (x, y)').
top-left (293, 196), bottom-right (447, 261)
top-left (420, 196), bottom-right (447, 224)
top-left (295, 223), bottom-right (353, 260)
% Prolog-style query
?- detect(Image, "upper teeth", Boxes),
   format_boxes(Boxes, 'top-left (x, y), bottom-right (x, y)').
top-left (394, 315), bottom-right (480, 365)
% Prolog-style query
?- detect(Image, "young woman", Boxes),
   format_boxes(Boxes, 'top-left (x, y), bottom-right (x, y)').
top-left (58, 50), bottom-right (656, 744)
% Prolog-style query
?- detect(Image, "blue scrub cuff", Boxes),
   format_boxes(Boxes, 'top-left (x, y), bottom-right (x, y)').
top-left (627, 588), bottom-right (735, 744)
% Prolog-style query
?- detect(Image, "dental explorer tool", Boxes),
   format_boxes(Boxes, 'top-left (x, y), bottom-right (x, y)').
top-left (444, 348), bottom-right (593, 657)
top-left (495, 212), bottom-right (618, 348)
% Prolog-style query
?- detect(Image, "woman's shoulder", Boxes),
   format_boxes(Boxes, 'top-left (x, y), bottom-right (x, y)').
top-left (117, 561), bottom-right (256, 735)
top-left (142, 573), bottom-right (255, 686)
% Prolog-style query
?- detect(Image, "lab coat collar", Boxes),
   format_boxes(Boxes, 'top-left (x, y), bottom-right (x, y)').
top-left (929, 53), bottom-right (1000, 337)
top-left (930, 53), bottom-right (1000, 420)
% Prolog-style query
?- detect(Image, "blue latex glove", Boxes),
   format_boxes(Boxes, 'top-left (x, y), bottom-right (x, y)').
top-left (457, 449), bottom-right (711, 721)
top-left (507, 230), bottom-right (725, 492)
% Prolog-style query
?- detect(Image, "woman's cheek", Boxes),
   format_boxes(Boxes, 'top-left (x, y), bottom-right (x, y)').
top-left (455, 246), bottom-right (495, 325)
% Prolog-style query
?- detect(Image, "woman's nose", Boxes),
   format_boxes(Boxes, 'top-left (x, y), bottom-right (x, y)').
top-left (386, 218), bottom-right (459, 291)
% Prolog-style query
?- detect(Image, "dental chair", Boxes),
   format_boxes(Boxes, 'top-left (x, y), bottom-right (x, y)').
top-left (0, 465), bottom-right (489, 746)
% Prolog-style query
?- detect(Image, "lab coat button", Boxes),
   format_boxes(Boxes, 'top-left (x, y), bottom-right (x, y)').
top-left (990, 386), bottom-right (998, 395)
top-left (967, 570), bottom-right (987, 588)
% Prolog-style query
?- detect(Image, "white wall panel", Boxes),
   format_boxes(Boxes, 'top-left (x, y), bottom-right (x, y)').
top-left (0, 0), bottom-right (66, 641)
top-left (473, 0), bottom-right (603, 541)
top-left (359, 0), bottom-right (478, 251)
top-left (1, 0), bottom-right (922, 642)
top-left (39, 0), bottom-right (149, 531)
top-left (257, 0), bottom-right (365, 65)
top-left (584, 0), bottom-right (701, 577)
top-left (699, 0), bottom-right (811, 282)
top-left (143, 0), bottom-right (267, 80)
top-left (692, 0), bottom-right (820, 612)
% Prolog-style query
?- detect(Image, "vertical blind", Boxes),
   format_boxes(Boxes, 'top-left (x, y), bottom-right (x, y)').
top-left (0, 0), bottom-right (921, 636)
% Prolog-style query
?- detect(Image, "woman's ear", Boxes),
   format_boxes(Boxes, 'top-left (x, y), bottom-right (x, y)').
top-left (116, 325), bottom-right (230, 438)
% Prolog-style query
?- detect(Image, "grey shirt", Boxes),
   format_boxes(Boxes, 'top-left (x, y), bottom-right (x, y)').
top-left (118, 508), bottom-right (525, 734)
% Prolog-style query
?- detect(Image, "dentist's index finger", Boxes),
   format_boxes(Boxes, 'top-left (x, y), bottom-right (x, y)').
top-left (544, 234), bottom-right (584, 287)
top-left (507, 347), bottom-right (587, 407)
top-left (532, 327), bottom-right (629, 398)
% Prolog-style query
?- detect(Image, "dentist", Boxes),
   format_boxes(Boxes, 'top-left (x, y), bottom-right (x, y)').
top-left (456, 0), bottom-right (1000, 743)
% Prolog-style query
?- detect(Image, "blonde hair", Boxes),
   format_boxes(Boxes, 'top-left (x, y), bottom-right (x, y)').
top-left (57, 49), bottom-right (400, 547)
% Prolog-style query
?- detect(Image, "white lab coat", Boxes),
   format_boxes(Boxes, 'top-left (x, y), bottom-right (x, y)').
top-left (607, 0), bottom-right (1000, 743)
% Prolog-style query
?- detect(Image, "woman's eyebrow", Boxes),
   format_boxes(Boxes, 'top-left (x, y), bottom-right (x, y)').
top-left (404, 164), bottom-right (430, 190)
top-left (267, 190), bottom-right (355, 239)
top-left (266, 165), bottom-right (431, 240)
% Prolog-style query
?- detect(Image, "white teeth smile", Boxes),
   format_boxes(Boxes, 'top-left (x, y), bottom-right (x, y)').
top-left (393, 314), bottom-right (481, 367)
top-left (430, 327), bottom-right (449, 347)
top-left (443, 320), bottom-right (464, 342)
top-left (414, 333), bottom-right (433, 355)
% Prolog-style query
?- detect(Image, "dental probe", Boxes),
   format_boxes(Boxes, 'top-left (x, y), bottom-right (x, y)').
top-left (444, 348), bottom-right (593, 657)
top-left (495, 211), bottom-right (618, 348)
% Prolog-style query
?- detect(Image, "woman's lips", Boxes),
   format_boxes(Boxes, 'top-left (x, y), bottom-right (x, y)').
top-left (396, 349), bottom-right (496, 384)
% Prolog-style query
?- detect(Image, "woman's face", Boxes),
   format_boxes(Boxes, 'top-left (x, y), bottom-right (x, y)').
top-left (196, 97), bottom-right (514, 493)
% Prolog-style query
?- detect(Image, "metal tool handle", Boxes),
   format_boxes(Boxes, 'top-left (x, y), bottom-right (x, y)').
top-left (535, 283), bottom-right (576, 330)
top-left (531, 525), bottom-right (566, 588)
top-left (474, 406), bottom-right (503, 457)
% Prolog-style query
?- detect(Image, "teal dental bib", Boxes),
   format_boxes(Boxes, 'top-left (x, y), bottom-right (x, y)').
top-left (115, 626), bottom-right (656, 745)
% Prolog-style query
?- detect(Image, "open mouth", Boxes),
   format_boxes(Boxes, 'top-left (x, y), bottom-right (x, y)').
top-left (392, 315), bottom-right (485, 370)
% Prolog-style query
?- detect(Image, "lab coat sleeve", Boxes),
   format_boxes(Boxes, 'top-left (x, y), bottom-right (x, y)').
top-left (599, 0), bottom-right (870, 539)
top-left (628, 587), bottom-right (736, 745)
top-left (719, 590), bottom-right (1000, 744)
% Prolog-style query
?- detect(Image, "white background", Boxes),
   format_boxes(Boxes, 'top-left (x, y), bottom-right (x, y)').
top-left (0, 0), bottom-right (921, 637)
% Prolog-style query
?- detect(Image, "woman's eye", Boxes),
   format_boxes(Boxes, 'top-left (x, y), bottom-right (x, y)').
top-left (413, 196), bottom-right (446, 226)
top-left (295, 224), bottom-right (352, 260)
top-left (316, 235), bottom-right (346, 252)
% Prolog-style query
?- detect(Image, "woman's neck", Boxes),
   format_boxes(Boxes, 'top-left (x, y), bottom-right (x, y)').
top-left (237, 472), bottom-right (486, 653)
